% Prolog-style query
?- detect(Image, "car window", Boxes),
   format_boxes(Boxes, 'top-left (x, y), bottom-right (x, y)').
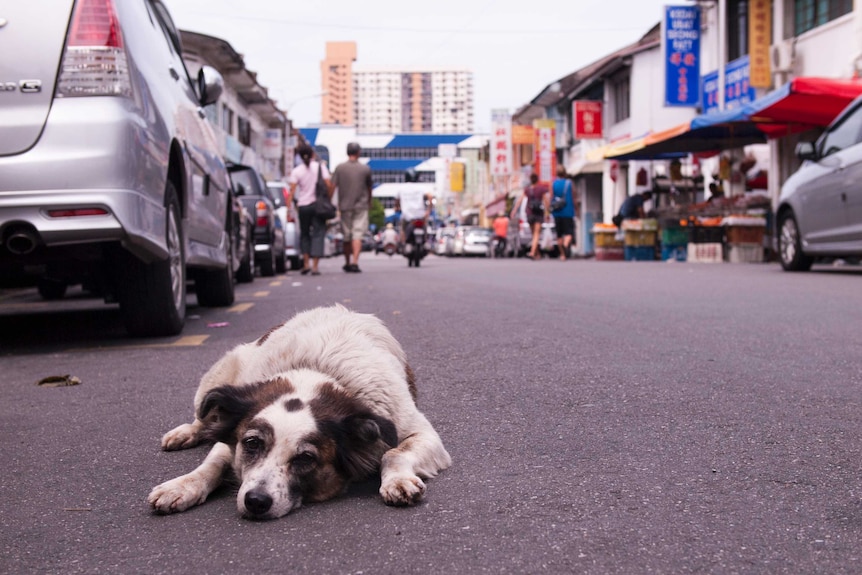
top-left (818, 103), bottom-right (862, 157)
top-left (266, 185), bottom-right (286, 209)
top-left (229, 169), bottom-right (262, 196)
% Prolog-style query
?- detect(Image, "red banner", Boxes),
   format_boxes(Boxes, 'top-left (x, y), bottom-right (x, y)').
top-left (573, 100), bottom-right (603, 139)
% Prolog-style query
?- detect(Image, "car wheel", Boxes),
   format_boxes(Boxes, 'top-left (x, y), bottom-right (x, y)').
top-left (778, 211), bottom-right (813, 272)
top-left (275, 245), bottom-right (287, 274)
top-left (116, 180), bottom-right (185, 337)
top-left (289, 256), bottom-right (302, 270)
top-left (259, 246), bottom-right (276, 277)
top-left (37, 278), bottom-right (67, 300)
top-left (236, 235), bottom-right (254, 283)
top-left (196, 231), bottom-right (236, 308)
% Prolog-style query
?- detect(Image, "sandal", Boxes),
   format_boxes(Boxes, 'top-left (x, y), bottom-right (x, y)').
top-left (311, 270), bottom-right (321, 276)
top-left (300, 268), bottom-right (311, 275)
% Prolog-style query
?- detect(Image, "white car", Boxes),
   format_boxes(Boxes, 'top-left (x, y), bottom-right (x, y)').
top-left (267, 181), bottom-right (302, 270)
top-left (452, 226), bottom-right (493, 257)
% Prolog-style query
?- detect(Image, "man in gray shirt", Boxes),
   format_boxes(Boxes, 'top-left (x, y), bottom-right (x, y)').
top-left (332, 142), bottom-right (373, 273)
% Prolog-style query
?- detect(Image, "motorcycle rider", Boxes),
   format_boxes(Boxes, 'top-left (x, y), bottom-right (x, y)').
top-left (381, 222), bottom-right (399, 254)
top-left (395, 189), bottom-right (432, 254)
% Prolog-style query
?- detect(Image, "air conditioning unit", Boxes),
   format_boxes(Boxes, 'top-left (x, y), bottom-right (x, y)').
top-left (770, 40), bottom-right (795, 73)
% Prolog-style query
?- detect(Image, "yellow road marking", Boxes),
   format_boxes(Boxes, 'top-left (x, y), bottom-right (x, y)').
top-left (228, 302), bottom-right (254, 313)
top-left (68, 334), bottom-right (209, 352)
top-left (269, 281), bottom-right (282, 287)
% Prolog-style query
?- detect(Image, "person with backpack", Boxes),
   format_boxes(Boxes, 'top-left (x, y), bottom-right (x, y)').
top-left (550, 165), bottom-right (575, 261)
top-left (511, 173), bottom-right (549, 260)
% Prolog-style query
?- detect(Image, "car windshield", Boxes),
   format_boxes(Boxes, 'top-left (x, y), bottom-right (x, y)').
top-left (265, 185), bottom-right (285, 208)
top-left (228, 168), bottom-right (263, 196)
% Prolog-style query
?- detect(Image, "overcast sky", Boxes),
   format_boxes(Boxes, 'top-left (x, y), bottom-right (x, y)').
top-left (164, 0), bottom-right (683, 132)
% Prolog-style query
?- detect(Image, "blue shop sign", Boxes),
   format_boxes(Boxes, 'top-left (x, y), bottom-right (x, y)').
top-left (702, 55), bottom-right (756, 114)
top-left (664, 5), bottom-right (701, 107)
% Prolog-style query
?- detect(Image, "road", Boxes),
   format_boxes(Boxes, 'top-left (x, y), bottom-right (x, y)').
top-left (1, 254), bottom-right (861, 574)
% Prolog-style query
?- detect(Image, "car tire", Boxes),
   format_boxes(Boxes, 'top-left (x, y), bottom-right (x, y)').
top-left (196, 232), bottom-right (236, 308)
top-left (236, 237), bottom-right (254, 283)
top-left (289, 256), bottom-right (302, 270)
top-left (259, 247), bottom-right (276, 277)
top-left (275, 246), bottom-right (287, 274)
top-left (115, 181), bottom-right (185, 337)
top-left (778, 211), bottom-right (814, 272)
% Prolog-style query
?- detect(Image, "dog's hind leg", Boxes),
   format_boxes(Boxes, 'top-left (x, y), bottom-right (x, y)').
top-left (148, 442), bottom-right (232, 514)
top-left (379, 415), bottom-right (451, 506)
top-left (160, 419), bottom-right (204, 451)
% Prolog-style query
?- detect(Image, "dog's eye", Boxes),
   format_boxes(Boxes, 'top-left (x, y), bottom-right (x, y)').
top-left (242, 436), bottom-right (264, 452)
top-left (292, 451), bottom-right (317, 467)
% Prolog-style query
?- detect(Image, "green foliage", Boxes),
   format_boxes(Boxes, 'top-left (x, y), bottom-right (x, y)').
top-left (369, 198), bottom-right (385, 231)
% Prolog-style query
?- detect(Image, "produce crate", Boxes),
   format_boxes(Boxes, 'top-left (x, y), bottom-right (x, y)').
top-left (661, 227), bottom-right (689, 245)
top-left (686, 242), bottom-right (723, 263)
top-left (621, 218), bottom-right (658, 231)
top-left (726, 226), bottom-right (765, 245)
top-left (725, 243), bottom-right (764, 263)
top-left (595, 246), bottom-right (624, 261)
top-left (624, 230), bottom-right (657, 247)
top-left (592, 227), bottom-right (623, 248)
top-left (624, 245), bottom-right (656, 261)
top-left (689, 226), bottom-right (724, 244)
top-left (661, 244), bottom-right (687, 262)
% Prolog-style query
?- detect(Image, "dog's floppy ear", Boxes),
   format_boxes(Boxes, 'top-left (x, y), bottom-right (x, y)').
top-left (336, 413), bottom-right (398, 479)
top-left (197, 386), bottom-right (256, 445)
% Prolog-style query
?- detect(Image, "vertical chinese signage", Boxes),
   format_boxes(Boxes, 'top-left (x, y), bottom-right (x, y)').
top-left (573, 101), bottom-right (603, 139)
top-left (533, 119), bottom-right (556, 184)
top-left (748, 0), bottom-right (771, 88)
top-left (490, 109), bottom-right (512, 176)
top-left (664, 5), bottom-right (701, 107)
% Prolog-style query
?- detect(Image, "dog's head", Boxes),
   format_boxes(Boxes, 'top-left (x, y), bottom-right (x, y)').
top-left (198, 372), bottom-right (397, 519)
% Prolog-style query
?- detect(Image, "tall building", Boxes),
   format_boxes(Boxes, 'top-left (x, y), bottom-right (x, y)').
top-left (320, 42), bottom-right (356, 125)
top-left (353, 69), bottom-right (474, 134)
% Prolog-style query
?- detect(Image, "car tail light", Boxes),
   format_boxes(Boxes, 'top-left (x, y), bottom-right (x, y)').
top-left (46, 208), bottom-right (109, 217)
top-left (255, 201), bottom-right (268, 227)
top-left (57, 0), bottom-right (131, 97)
top-left (412, 219), bottom-right (425, 227)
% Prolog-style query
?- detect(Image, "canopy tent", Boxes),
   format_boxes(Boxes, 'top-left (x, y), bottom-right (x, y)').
top-left (602, 77), bottom-right (862, 161)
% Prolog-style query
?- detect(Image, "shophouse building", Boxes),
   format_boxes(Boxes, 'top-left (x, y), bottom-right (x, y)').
top-left (180, 31), bottom-right (288, 180)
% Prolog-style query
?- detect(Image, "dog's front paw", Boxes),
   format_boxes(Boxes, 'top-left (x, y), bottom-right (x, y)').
top-left (148, 476), bottom-right (208, 514)
top-left (380, 474), bottom-right (426, 506)
top-left (161, 423), bottom-right (200, 451)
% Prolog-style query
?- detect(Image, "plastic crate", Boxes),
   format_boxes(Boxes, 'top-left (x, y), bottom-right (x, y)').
top-left (661, 227), bottom-right (689, 245)
top-left (593, 231), bottom-right (623, 248)
top-left (624, 230), bottom-right (657, 247)
top-left (689, 226), bottom-right (724, 244)
top-left (624, 245), bottom-right (656, 261)
top-left (661, 244), bottom-right (687, 261)
top-left (726, 226), bottom-right (765, 245)
top-left (595, 246), bottom-right (624, 260)
top-left (686, 242), bottom-right (723, 263)
top-left (725, 243), bottom-right (764, 263)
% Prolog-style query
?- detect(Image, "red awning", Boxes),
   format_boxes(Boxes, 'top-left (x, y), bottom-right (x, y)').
top-left (750, 77), bottom-right (862, 137)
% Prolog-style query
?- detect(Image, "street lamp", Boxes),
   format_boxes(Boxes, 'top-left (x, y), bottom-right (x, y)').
top-left (284, 91), bottom-right (328, 121)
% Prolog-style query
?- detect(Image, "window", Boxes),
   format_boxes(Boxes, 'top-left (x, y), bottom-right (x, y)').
top-left (727, 0), bottom-right (748, 62)
top-left (818, 103), bottom-right (862, 157)
top-left (611, 75), bottom-right (630, 123)
top-left (794, 0), bottom-right (852, 36)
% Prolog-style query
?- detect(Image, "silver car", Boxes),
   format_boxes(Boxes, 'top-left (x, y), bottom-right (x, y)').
top-left (266, 181), bottom-right (302, 270)
top-left (777, 93), bottom-right (862, 271)
top-left (0, 0), bottom-right (236, 335)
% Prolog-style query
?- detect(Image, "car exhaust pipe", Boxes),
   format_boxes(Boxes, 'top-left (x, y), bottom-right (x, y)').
top-left (5, 227), bottom-right (39, 255)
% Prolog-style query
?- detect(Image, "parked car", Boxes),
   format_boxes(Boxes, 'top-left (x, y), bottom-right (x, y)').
top-left (228, 164), bottom-right (286, 276)
top-left (266, 181), bottom-right (302, 270)
top-left (777, 92), bottom-right (862, 271)
top-left (231, 198), bottom-right (255, 284)
top-left (539, 222), bottom-right (559, 258)
top-left (0, 0), bottom-right (237, 336)
top-left (451, 226), bottom-right (493, 257)
top-left (434, 227), bottom-right (456, 256)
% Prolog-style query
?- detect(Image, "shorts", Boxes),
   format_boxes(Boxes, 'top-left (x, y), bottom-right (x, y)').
top-left (340, 209), bottom-right (369, 242)
top-left (554, 216), bottom-right (574, 237)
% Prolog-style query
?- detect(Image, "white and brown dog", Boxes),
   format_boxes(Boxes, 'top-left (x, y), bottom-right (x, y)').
top-left (148, 305), bottom-right (451, 519)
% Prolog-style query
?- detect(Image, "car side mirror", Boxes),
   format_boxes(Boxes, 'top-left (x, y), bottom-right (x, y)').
top-left (198, 65), bottom-right (224, 107)
top-left (795, 141), bottom-right (817, 161)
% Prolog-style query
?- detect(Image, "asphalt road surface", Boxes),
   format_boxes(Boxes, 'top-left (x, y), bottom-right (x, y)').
top-left (1, 253), bottom-right (861, 574)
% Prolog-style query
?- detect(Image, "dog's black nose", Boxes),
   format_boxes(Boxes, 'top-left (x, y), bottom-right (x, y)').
top-left (244, 490), bottom-right (273, 515)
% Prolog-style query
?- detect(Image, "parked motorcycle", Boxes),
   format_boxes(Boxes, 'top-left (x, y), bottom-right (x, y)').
top-left (403, 218), bottom-right (428, 267)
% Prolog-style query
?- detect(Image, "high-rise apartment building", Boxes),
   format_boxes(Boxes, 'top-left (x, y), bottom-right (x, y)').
top-left (320, 42), bottom-right (356, 126)
top-left (353, 69), bottom-right (474, 134)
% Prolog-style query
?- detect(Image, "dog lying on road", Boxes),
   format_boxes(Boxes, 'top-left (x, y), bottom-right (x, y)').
top-left (148, 305), bottom-right (451, 519)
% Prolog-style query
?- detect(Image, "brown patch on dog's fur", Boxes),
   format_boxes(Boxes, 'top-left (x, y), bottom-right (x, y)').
top-left (255, 321), bottom-right (286, 346)
top-left (405, 364), bottom-right (418, 404)
top-left (284, 398), bottom-right (304, 412)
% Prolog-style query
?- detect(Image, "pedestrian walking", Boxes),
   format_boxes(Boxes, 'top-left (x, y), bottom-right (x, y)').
top-left (288, 143), bottom-right (332, 276)
top-left (511, 173), bottom-right (549, 260)
top-left (332, 142), bottom-right (373, 273)
top-left (551, 165), bottom-right (575, 261)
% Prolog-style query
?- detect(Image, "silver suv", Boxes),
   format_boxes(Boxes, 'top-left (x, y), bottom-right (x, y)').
top-left (777, 93), bottom-right (862, 271)
top-left (0, 0), bottom-right (238, 335)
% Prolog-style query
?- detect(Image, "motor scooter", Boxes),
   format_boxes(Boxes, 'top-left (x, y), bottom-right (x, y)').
top-left (403, 218), bottom-right (428, 267)
top-left (380, 227), bottom-right (399, 256)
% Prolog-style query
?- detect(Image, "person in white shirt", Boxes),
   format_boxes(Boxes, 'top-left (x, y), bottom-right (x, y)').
top-left (395, 188), bottom-right (431, 248)
top-left (288, 143), bottom-right (332, 275)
